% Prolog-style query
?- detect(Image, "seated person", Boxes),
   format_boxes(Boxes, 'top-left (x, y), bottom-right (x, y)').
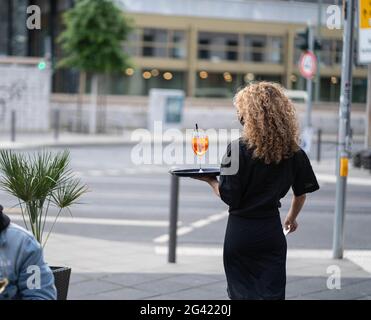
top-left (0, 205), bottom-right (56, 300)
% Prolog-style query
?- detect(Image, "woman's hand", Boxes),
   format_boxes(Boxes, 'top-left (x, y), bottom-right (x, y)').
top-left (284, 194), bottom-right (305, 234)
top-left (283, 215), bottom-right (298, 234)
top-left (191, 176), bottom-right (220, 197)
top-left (191, 176), bottom-right (217, 183)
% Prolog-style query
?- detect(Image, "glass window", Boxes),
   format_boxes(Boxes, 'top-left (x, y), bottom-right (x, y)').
top-left (125, 28), bottom-right (186, 59)
top-left (124, 31), bottom-right (141, 56)
top-left (170, 30), bottom-right (186, 58)
top-left (196, 71), bottom-right (284, 98)
top-left (319, 77), bottom-right (340, 102)
top-left (96, 69), bottom-right (186, 96)
top-left (53, 69), bottom-right (79, 94)
top-left (318, 39), bottom-right (342, 67)
top-left (141, 70), bottom-right (185, 95)
top-left (198, 32), bottom-right (239, 61)
top-left (254, 74), bottom-right (283, 83)
top-left (244, 35), bottom-right (283, 63)
top-left (0, 0), bottom-right (9, 55)
top-left (1, 0), bottom-right (29, 56)
top-left (352, 78), bottom-right (367, 103)
top-left (142, 28), bottom-right (167, 57)
top-left (196, 72), bottom-right (238, 98)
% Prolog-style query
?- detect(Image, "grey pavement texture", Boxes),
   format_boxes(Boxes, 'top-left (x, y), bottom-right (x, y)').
top-left (1, 143), bottom-right (371, 300)
top-left (44, 233), bottom-right (371, 300)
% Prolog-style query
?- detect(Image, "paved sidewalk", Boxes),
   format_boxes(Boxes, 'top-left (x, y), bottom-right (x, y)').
top-left (44, 233), bottom-right (371, 300)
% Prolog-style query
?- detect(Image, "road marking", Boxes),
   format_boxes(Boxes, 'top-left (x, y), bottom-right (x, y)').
top-left (80, 177), bottom-right (171, 186)
top-left (346, 250), bottom-right (371, 274)
top-left (317, 173), bottom-right (371, 186)
top-left (153, 211), bottom-right (228, 243)
top-left (154, 246), bottom-right (371, 275)
top-left (154, 246), bottom-right (371, 273)
top-left (9, 214), bottom-right (177, 228)
top-left (80, 190), bottom-right (219, 202)
top-left (88, 170), bottom-right (104, 177)
top-left (105, 169), bottom-right (122, 176)
top-left (155, 245), bottom-right (222, 256)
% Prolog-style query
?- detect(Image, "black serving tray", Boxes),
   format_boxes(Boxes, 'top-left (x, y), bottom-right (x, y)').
top-left (170, 167), bottom-right (220, 177)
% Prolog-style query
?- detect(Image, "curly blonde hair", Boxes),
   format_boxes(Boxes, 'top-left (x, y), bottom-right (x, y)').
top-left (234, 81), bottom-right (300, 164)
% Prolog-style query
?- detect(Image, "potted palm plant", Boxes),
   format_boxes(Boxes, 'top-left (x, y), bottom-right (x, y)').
top-left (0, 150), bottom-right (87, 300)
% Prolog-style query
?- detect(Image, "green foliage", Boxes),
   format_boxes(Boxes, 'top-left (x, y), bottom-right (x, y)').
top-left (0, 150), bottom-right (88, 247)
top-left (58, 0), bottom-right (133, 74)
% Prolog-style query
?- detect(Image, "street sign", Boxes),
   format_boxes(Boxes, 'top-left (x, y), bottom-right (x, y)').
top-left (358, 0), bottom-right (371, 64)
top-left (299, 51), bottom-right (317, 79)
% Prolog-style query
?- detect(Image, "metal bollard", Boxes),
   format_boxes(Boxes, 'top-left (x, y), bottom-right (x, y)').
top-left (317, 128), bottom-right (322, 163)
top-left (168, 174), bottom-right (179, 263)
top-left (11, 110), bottom-right (16, 142)
top-left (54, 109), bottom-right (60, 141)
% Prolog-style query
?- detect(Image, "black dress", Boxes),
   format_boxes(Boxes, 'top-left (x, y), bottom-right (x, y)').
top-left (219, 138), bottom-right (319, 300)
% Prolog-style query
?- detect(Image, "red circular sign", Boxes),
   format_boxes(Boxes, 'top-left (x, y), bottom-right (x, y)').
top-left (299, 51), bottom-right (317, 79)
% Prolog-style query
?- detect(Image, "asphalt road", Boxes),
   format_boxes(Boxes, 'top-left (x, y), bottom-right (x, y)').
top-left (1, 144), bottom-right (370, 252)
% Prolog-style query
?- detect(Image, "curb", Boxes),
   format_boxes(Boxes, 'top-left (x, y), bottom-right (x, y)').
top-left (0, 135), bottom-right (365, 150)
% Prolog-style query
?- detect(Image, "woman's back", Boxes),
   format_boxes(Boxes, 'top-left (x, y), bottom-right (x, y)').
top-left (219, 138), bottom-right (319, 218)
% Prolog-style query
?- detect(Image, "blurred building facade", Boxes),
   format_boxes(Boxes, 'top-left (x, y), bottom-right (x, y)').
top-left (0, 0), bottom-right (368, 103)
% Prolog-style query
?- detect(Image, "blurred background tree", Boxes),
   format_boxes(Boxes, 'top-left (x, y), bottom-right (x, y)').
top-left (58, 0), bottom-right (133, 133)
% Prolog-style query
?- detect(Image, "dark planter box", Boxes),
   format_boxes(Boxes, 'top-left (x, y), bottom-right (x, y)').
top-left (51, 266), bottom-right (71, 300)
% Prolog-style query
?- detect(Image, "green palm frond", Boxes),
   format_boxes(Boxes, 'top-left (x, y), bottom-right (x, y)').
top-left (0, 150), bottom-right (87, 246)
top-left (52, 178), bottom-right (89, 209)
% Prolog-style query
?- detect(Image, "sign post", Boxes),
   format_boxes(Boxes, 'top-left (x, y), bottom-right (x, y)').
top-left (333, 0), bottom-right (356, 259)
top-left (299, 26), bottom-right (317, 152)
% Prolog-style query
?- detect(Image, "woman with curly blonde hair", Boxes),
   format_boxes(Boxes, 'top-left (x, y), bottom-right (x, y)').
top-left (196, 81), bottom-right (319, 300)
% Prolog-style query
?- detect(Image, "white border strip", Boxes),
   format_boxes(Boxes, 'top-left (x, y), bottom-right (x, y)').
top-left (10, 215), bottom-right (175, 228)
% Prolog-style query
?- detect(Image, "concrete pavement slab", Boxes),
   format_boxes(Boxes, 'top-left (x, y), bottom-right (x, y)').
top-left (42, 233), bottom-right (371, 300)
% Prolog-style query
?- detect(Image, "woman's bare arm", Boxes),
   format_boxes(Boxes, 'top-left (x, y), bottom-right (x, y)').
top-left (192, 176), bottom-right (220, 197)
top-left (207, 177), bottom-right (220, 197)
top-left (284, 194), bottom-right (306, 233)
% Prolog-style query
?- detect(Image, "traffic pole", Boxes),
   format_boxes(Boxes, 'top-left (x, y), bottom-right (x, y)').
top-left (366, 65), bottom-right (371, 149)
top-left (333, 0), bottom-right (355, 259)
top-left (305, 25), bottom-right (315, 128)
top-left (315, 0), bottom-right (323, 102)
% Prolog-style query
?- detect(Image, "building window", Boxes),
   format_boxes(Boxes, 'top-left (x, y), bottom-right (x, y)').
top-left (318, 39), bottom-right (342, 66)
top-left (196, 71), bottom-right (283, 98)
top-left (253, 74), bottom-right (283, 83)
top-left (0, 0), bottom-right (29, 56)
top-left (196, 72), bottom-right (238, 98)
top-left (243, 35), bottom-right (283, 63)
top-left (352, 78), bottom-right (367, 103)
top-left (197, 32), bottom-right (283, 63)
top-left (125, 28), bottom-right (187, 59)
top-left (170, 30), bottom-right (186, 58)
top-left (142, 28), bottom-right (167, 57)
top-left (198, 32), bottom-right (239, 61)
top-left (141, 69), bottom-right (186, 95)
top-left (88, 69), bottom-right (186, 96)
top-left (0, 0), bottom-right (9, 55)
top-left (319, 77), bottom-right (340, 102)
